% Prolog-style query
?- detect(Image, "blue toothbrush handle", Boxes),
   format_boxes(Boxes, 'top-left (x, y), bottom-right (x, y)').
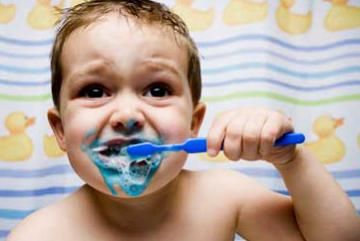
top-left (183, 138), bottom-right (207, 153)
top-left (184, 132), bottom-right (305, 153)
top-left (127, 132), bottom-right (305, 157)
top-left (274, 132), bottom-right (305, 146)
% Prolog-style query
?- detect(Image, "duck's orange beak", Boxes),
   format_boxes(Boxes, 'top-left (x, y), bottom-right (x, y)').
top-left (334, 118), bottom-right (344, 128)
top-left (26, 117), bottom-right (36, 127)
top-left (327, 0), bottom-right (348, 4)
top-left (37, 0), bottom-right (51, 5)
top-left (281, 0), bottom-right (294, 8)
top-left (177, 0), bottom-right (193, 6)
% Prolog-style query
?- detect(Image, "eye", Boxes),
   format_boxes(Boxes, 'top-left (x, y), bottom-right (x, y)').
top-left (79, 84), bottom-right (109, 98)
top-left (144, 83), bottom-right (172, 98)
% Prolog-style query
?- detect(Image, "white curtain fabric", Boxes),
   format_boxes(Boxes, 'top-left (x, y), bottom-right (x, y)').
top-left (0, 0), bottom-right (359, 240)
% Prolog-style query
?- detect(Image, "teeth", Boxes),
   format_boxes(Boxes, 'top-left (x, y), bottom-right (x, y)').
top-left (94, 145), bottom-right (124, 157)
top-left (92, 146), bottom-right (108, 152)
top-left (93, 139), bottom-right (144, 157)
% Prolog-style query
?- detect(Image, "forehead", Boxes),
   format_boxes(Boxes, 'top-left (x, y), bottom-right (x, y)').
top-left (60, 14), bottom-right (189, 72)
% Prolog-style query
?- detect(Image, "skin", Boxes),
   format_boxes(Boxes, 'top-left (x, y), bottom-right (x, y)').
top-left (51, 14), bottom-right (203, 199)
top-left (7, 14), bottom-right (360, 241)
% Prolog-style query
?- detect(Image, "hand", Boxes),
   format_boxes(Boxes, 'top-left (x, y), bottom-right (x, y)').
top-left (206, 107), bottom-right (297, 166)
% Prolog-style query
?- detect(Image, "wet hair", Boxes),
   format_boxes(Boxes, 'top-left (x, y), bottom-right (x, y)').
top-left (50, 0), bottom-right (202, 109)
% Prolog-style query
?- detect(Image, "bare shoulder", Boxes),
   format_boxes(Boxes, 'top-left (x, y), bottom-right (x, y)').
top-left (6, 187), bottom-right (86, 241)
top-left (189, 167), bottom-right (293, 211)
top-left (187, 168), bottom-right (302, 239)
top-left (184, 168), bottom-right (270, 196)
top-left (6, 203), bottom-right (63, 241)
top-left (180, 168), bottom-right (274, 212)
top-left (188, 170), bottom-right (292, 209)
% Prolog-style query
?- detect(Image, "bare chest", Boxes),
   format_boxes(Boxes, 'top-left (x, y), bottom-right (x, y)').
top-left (63, 224), bottom-right (237, 241)
top-left (56, 210), bottom-right (237, 241)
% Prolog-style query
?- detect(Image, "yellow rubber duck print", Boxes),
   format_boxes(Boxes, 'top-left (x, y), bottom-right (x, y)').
top-left (276, 0), bottom-right (312, 35)
top-left (0, 112), bottom-right (35, 162)
top-left (304, 115), bottom-right (345, 164)
top-left (27, 0), bottom-right (64, 30)
top-left (197, 152), bottom-right (230, 163)
top-left (0, 2), bottom-right (16, 24)
top-left (223, 0), bottom-right (268, 25)
top-left (43, 134), bottom-right (65, 158)
top-left (324, 0), bottom-right (360, 31)
top-left (171, 0), bottom-right (214, 32)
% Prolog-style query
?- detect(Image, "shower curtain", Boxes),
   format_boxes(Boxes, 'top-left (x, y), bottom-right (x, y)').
top-left (0, 0), bottom-right (359, 240)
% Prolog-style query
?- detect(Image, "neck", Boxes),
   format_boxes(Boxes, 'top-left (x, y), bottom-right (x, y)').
top-left (88, 175), bottom-right (181, 233)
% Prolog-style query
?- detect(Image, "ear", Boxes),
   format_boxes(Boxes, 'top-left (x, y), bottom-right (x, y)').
top-left (190, 102), bottom-right (206, 137)
top-left (47, 108), bottom-right (67, 151)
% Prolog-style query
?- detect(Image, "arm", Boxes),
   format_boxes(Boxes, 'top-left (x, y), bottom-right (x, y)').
top-left (207, 107), bottom-right (360, 241)
top-left (275, 147), bottom-right (360, 241)
top-left (234, 173), bottom-right (306, 241)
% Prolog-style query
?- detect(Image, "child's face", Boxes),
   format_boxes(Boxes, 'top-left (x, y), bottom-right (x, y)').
top-left (48, 14), bottom-right (205, 197)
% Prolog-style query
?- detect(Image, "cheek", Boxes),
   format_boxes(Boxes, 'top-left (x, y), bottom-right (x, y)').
top-left (62, 107), bottom-right (100, 150)
top-left (62, 108), bottom-right (112, 193)
top-left (151, 105), bottom-right (193, 142)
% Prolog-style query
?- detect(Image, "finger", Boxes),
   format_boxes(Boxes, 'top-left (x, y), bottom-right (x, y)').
top-left (260, 112), bottom-right (294, 156)
top-left (280, 115), bottom-right (294, 136)
top-left (223, 115), bottom-right (248, 161)
top-left (207, 111), bottom-right (236, 157)
top-left (242, 113), bottom-right (267, 160)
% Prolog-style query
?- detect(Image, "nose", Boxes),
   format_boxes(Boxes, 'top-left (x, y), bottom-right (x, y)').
top-left (109, 95), bottom-right (145, 135)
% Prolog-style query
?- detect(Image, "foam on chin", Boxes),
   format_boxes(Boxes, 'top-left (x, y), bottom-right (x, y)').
top-left (81, 134), bottom-right (164, 197)
top-left (96, 153), bottom-right (161, 185)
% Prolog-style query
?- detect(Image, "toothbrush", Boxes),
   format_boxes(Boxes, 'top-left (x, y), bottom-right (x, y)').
top-left (126, 132), bottom-right (305, 158)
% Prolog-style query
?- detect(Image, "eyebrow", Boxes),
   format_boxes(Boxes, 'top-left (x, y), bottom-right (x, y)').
top-left (65, 57), bottom-right (185, 90)
top-left (65, 60), bottom-right (110, 88)
top-left (142, 58), bottom-right (185, 79)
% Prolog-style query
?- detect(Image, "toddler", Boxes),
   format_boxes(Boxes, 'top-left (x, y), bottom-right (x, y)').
top-left (7, 1), bottom-right (360, 240)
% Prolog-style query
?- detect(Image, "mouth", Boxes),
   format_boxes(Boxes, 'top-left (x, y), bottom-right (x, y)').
top-left (90, 138), bottom-right (161, 182)
top-left (92, 138), bottom-right (143, 158)
top-left (83, 135), bottom-right (164, 196)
